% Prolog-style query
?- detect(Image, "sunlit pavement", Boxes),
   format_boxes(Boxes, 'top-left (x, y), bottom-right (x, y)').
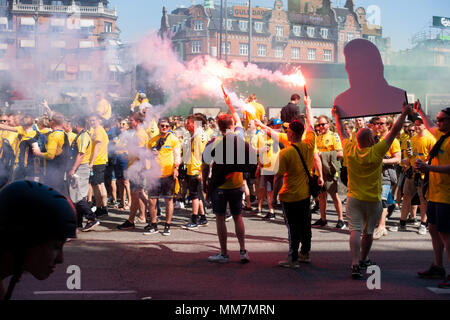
top-left (10, 199), bottom-right (450, 300)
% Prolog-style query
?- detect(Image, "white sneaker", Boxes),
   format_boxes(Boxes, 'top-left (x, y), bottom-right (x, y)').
top-left (418, 225), bottom-right (428, 235)
top-left (240, 250), bottom-right (250, 264)
top-left (373, 227), bottom-right (388, 240)
top-left (174, 201), bottom-right (181, 209)
top-left (179, 202), bottom-right (185, 209)
top-left (208, 253), bottom-right (229, 263)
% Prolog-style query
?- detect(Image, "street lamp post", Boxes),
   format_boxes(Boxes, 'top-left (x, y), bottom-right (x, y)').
top-left (33, 9), bottom-right (42, 115)
top-left (248, 0), bottom-right (252, 63)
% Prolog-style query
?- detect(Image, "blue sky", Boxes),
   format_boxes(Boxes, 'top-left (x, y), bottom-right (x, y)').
top-left (109, 0), bottom-right (450, 51)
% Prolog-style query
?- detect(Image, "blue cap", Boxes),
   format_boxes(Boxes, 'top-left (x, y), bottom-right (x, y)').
top-left (270, 118), bottom-right (282, 126)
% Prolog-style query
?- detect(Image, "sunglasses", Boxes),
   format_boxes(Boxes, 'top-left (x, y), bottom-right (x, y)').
top-left (436, 117), bottom-right (450, 123)
top-left (376, 122), bottom-right (386, 126)
top-left (317, 123), bottom-right (327, 127)
top-left (160, 124), bottom-right (170, 128)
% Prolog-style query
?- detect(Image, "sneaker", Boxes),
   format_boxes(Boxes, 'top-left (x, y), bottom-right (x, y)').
top-left (373, 227), bottom-right (388, 240)
top-left (263, 213), bottom-right (276, 221)
top-left (96, 206), bottom-right (108, 217)
top-left (242, 206), bottom-right (254, 212)
top-left (225, 214), bottom-right (232, 222)
top-left (336, 220), bottom-right (346, 229)
top-left (310, 202), bottom-right (319, 213)
top-left (143, 224), bottom-right (158, 235)
top-left (359, 258), bottom-right (376, 270)
top-left (198, 215), bottom-right (209, 226)
top-left (179, 202), bottom-right (185, 209)
top-left (418, 224), bottom-right (428, 235)
top-left (407, 217), bottom-right (419, 225)
top-left (438, 275), bottom-right (450, 289)
top-left (208, 252), bottom-right (229, 263)
top-left (389, 224), bottom-right (407, 232)
top-left (82, 220), bottom-right (100, 232)
top-left (117, 220), bottom-right (135, 230)
top-left (183, 222), bottom-right (199, 230)
top-left (351, 265), bottom-right (363, 279)
top-left (278, 258), bottom-right (300, 269)
top-left (299, 253), bottom-right (311, 264)
top-left (240, 250), bottom-right (250, 264)
top-left (399, 224), bottom-right (408, 232)
top-left (162, 224), bottom-right (171, 236)
top-left (417, 264), bottom-right (446, 279)
top-left (312, 218), bottom-right (327, 227)
top-left (256, 210), bottom-right (265, 217)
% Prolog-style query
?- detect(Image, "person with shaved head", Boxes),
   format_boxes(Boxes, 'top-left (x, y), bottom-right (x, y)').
top-left (332, 103), bottom-right (411, 280)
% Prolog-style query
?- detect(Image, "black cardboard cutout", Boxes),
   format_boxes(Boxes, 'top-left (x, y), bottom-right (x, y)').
top-left (334, 39), bottom-right (407, 119)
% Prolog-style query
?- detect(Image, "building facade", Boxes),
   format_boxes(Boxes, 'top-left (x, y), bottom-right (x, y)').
top-left (0, 0), bottom-right (131, 109)
top-left (161, 0), bottom-right (390, 67)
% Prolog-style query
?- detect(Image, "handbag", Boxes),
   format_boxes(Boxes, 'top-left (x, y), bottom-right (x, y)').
top-left (292, 144), bottom-right (321, 198)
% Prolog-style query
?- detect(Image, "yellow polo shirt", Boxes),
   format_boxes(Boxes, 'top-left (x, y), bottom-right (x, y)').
top-left (427, 128), bottom-right (450, 204)
top-left (90, 125), bottom-right (109, 165)
top-left (148, 132), bottom-right (180, 177)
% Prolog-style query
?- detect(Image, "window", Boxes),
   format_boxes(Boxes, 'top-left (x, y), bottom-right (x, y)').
top-left (51, 26), bottom-right (64, 33)
top-left (240, 43), bottom-right (248, 56)
top-left (293, 25), bottom-right (301, 37)
top-left (226, 19), bottom-right (232, 30)
top-left (254, 22), bottom-right (263, 33)
top-left (21, 25), bottom-right (34, 32)
top-left (192, 40), bottom-right (202, 53)
top-left (221, 42), bottom-right (230, 55)
top-left (292, 47), bottom-right (300, 60)
top-left (104, 22), bottom-right (113, 33)
top-left (239, 20), bottom-right (248, 31)
top-left (323, 49), bottom-right (332, 61)
top-left (347, 32), bottom-right (354, 42)
top-left (276, 26), bottom-right (283, 37)
top-left (194, 20), bottom-right (204, 31)
top-left (340, 33), bottom-right (345, 41)
top-left (51, 1), bottom-right (62, 5)
top-left (320, 28), bottom-right (328, 39)
top-left (368, 35), bottom-right (376, 43)
top-left (78, 71), bottom-right (92, 81)
top-left (308, 48), bottom-right (316, 60)
top-left (275, 46), bottom-right (283, 58)
top-left (49, 70), bottom-right (65, 81)
top-left (257, 44), bottom-right (266, 57)
top-left (307, 27), bottom-right (315, 38)
top-left (18, 48), bottom-right (34, 58)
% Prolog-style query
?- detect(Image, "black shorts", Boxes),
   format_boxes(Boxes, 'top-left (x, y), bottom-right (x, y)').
top-left (90, 164), bottom-right (106, 186)
top-left (148, 176), bottom-right (175, 199)
top-left (427, 201), bottom-right (450, 233)
top-left (187, 175), bottom-right (203, 200)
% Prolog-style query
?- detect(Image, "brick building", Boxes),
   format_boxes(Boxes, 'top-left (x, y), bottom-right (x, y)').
top-left (0, 0), bottom-right (131, 110)
top-left (161, 0), bottom-right (390, 67)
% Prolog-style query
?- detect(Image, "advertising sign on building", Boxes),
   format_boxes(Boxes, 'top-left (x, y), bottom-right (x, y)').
top-left (233, 6), bottom-right (270, 19)
top-left (433, 16), bottom-right (450, 29)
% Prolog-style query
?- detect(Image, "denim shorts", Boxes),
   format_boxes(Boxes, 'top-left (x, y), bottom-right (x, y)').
top-left (211, 188), bottom-right (243, 216)
top-left (381, 184), bottom-right (391, 208)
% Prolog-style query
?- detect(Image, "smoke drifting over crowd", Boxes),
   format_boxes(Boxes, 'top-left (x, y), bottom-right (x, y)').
top-left (135, 31), bottom-right (305, 116)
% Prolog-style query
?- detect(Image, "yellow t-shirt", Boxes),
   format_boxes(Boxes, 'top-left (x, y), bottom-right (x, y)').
top-left (427, 128), bottom-right (450, 204)
top-left (127, 126), bottom-right (150, 168)
top-left (187, 129), bottom-right (208, 176)
top-left (410, 132), bottom-right (437, 165)
top-left (42, 130), bottom-right (65, 160)
top-left (145, 119), bottom-right (160, 139)
top-left (379, 135), bottom-right (401, 158)
top-left (15, 126), bottom-right (37, 165)
top-left (67, 131), bottom-right (77, 146)
top-left (317, 130), bottom-right (343, 152)
top-left (75, 131), bottom-right (93, 165)
top-left (277, 131), bottom-right (315, 202)
top-left (96, 98), bottom-right (111, 120)
top-left (148, 132), bottom-right (180, 177)
top-left (343, 139), bottom-right (390, 202)
top-left (90, 126), bottom-right (109, 165)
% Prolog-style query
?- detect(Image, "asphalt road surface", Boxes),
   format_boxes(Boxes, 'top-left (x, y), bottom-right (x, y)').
top-left (9, 197), bottom-right (450, 302)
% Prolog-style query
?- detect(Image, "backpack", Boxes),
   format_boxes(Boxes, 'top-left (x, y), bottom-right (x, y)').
top-left (0, 138), bottom-right (15, 182)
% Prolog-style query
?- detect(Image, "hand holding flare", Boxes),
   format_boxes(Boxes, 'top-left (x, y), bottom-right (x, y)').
top-left (221, 83), bottom-right (235, 114)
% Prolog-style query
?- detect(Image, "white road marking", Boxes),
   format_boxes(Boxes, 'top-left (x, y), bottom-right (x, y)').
top-left (34, 290), bottom-right (137, 295)
top-left (427, 287), bottom-right (450, 294)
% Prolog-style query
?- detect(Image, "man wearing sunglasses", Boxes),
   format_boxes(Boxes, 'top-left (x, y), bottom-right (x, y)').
top-left (413, 104), bottom-right (450, 289)
top-left (145, 118), bottom-right (181, 236)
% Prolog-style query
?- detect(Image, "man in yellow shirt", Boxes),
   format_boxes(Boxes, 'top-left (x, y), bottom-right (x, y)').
top-left (88, 114), bottom-right (109, 217)
top-left (33, 113), bottom-right (69, 195)
top-left (94, 91), bottom-right (112, 121)
top-left (276, 99), bottom-right (315, 268)
top-left (117, 112), bottom-right (150, 230)
top-left (372, 116), bottom-right (401, 239)
top-left (67, 116), bottom-right (99, 232)
top-left (182, 114), bottom-right (209, 229)
top-left (333, 103), bottom-right (410, 279)
top-left (313, 115), bottom-right (345, 229)
top-left (414, 105), bottom-right (450, 288)
top-left (144, 118), bottom-right (181, 236)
